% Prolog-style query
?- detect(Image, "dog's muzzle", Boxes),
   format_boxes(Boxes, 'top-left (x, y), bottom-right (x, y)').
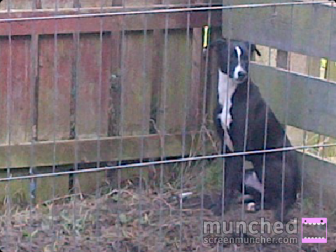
top-left (236, 70), bottom-right (247, 82)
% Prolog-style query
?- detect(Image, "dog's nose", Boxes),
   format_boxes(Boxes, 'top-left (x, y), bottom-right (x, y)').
top-left (238, 70), bottom-right (247, 79)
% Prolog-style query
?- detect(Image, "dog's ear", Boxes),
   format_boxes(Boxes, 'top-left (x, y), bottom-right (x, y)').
top-left (251, 44), bottom-right (261, 56)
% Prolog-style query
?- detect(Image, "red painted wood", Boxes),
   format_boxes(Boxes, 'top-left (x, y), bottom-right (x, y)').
top-left (40, 0), bottom-right (74, 9)
top-left (12, 37), bottom-right (33, 144)
top-left (0, 38), bottom-right (9, 144)
top-left (0, 10), bottom-right (222, 36)
top-left (109, 31), bottom-right (121, 136)
top-left (0, 6), bottom-right (222, 169)
top-left (0, 37), bottom-right (33, 144)
top-left (0, 0), bottom-right (33, 10)
top-left (0, 0), bottom-right (214, 10)
top-left (162, 30), bottom-right (192, 134)
top-left (121, 31), bottom-right (153, 136)
top-left (76, 33), bottom-right (110, 139)
top-left (188, 28), bottom-right (203, 131)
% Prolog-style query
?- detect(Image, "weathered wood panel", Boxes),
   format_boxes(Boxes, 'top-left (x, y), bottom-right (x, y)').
top-left (222, 4), bottom-right (336, 62)
top-left (157, 29), bottom-right (192, 134)
top-left (0, 169), bottom-right (30, 205)
top-left (0, 133), bottom-right (209, 168)
top-left (0, 10), bottom-right (222, 36)
top-left (149, 29), bottom-right (164, 134)
top-left (35, 167), bottom-right (70, 203)
top-left (188, 28), bottom-right (204, 131)
top-left (0, 0), bottom-right (33, 10)
top-left (0, 168), bottom-right (69, 206)
top-left (0, 38), bottom-right (10, 144)
top-left (123, 0), bottom-right (159, 7)
top-left (109, 32), bottom-right (122, 136)
top-left (327, 60), bottom-right (336, 82)
top-left (121, 31), bottom-right (153, 136)
top-left (75, 0), bottom-right (105, 8)
top-left (299, 151), bottom-right (336, 211)
top-left (38, 34), bottom-right (73, 141)
top-left (206, 28), bottom-right (222, 127)
top-left (40, 0), bottom-right (74, 9)
top-left (250, 62), bottom-right (336, 139)
top-left (0, 0), bottom-right (229, 10)
top-left (0, 36), bottom-right (33, 144)
top-left (222, 0), bottom-right (296, 4)
top-left (76, 33), bottom-right (111, 139)
top-left (11, 36), bottom-right (33, 144)
top-left (78, 170), bottom-right (106, 194)
top-left (0, 10), bottom-right (221, 167)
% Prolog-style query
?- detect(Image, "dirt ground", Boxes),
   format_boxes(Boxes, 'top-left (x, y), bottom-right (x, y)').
top-left (0, 163), bottom-right (335, 252)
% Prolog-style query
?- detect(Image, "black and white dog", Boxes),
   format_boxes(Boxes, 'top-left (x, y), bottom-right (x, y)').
top-left (211, 38), bottom-right (299, 220)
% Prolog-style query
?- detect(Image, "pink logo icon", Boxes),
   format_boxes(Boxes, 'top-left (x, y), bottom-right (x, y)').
top-left (302, 218), bottom-right (327, 243)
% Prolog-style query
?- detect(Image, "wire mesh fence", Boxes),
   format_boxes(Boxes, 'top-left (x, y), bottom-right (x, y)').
top-left (0, 0), bottom-right (335, 251)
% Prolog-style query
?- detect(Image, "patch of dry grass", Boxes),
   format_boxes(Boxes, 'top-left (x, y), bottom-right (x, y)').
top-left (0, 177), bottom-right (335, 252)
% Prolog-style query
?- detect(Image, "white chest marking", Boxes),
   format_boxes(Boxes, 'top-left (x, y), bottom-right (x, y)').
top-left (217, 69), bottom-right (237, 129)
top-left (217, 69), bottom-right (238, 151)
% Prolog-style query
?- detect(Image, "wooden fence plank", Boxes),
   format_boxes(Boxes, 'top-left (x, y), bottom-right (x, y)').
top-left (75, 0), bottom-right (105, 8)
top-left (0, 10), bottom-right (222, 36)
top-left (38, 34), bottom-right (73, 141)
top-left (222, 4), bottom-right (336, 62)
top-left (327, 60), bottom-right (336, 82)
top-left (187, 28), bottom-right (203, 131)
top-left (121, 31), bottom-right (153, 136)
top-left (250, 62), bottom-right (336, 138)
top-left (0, 133), bottom-right (210, 168)
top-left (76, 33), bottom-right (110, 139)
top-left (123, 0), bottom-right (157, 7)
top-left (109, 32), bottom-right (121, 136)
top-left (10, 36), bottom-right (33, 144)
top-left (149, 29), bottom-right (164, 134)
top-left (0, 0), bottom-right (33, 10)
top-left (158, 29), bottom-right (192, 134)
top-left (298, 151), bottom-right (336, 212)
top-left (206, 28), bottom-right (222, 127)
top-left (40, 0), bottom-right (74, 9)
top-left (0, 38), bottom-right (10, 144)
top-left (0, 0), bottom-right (280, 10)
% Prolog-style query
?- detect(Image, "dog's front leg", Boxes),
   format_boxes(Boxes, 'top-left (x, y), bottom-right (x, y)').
top-left (221, 154), bottom-right (244, 212)
top-left (211, 153), bottom-right (244, 215)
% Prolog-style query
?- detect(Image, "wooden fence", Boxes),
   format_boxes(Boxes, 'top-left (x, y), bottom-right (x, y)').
top-left (0, 0), bottom-right (222, 203)
top-left (221, 2), bottom-right (336, 211)
top-left (0, 0), bottom-right (335, 212)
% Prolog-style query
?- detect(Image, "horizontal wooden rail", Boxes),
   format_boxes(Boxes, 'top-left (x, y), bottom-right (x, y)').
top-left (1, 4), bottom-right (334, 61)
top-left (222, 3), bottom-right (336, 62)
top-left (251, 62), bottom-right (336, 139)
top-left (0, 133), bottom-right (211, 169)
top-left (0, 0), bottom-right (222, 10)
top-left (298, 151), bottom-right (336, 210)
top-left (0, 9), bottom-right (222, 36)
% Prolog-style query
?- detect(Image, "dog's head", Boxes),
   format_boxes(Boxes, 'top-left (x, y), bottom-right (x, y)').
top-left (210, 38), bottom-right (261, 83)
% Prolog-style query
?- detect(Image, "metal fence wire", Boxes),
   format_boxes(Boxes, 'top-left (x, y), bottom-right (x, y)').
top-left (0, 0), bottom-right (335, 251)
